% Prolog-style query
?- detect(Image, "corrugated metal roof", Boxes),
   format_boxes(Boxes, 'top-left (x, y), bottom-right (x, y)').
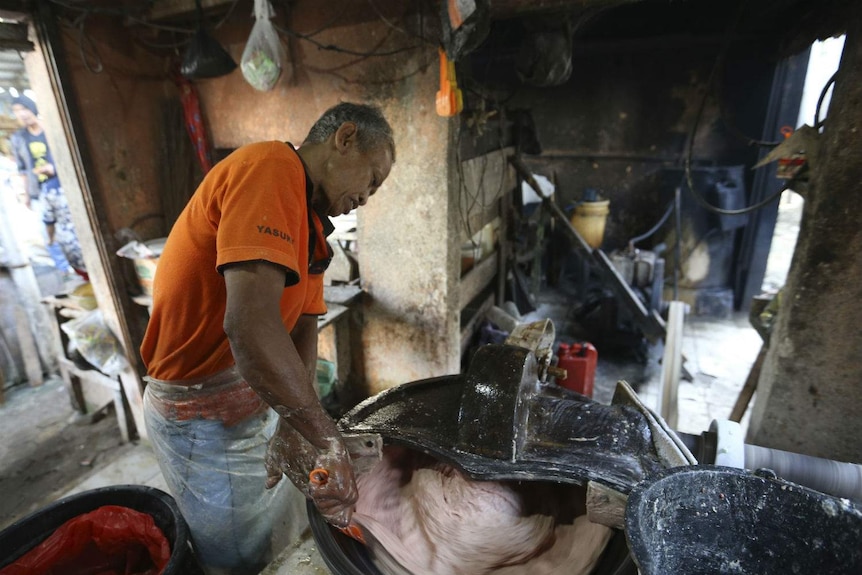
top-left (0, 49), bottom-right (27, 88)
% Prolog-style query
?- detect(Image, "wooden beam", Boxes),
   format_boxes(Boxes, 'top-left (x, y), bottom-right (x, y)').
top-left (459, 251), bottom-right (498, 311)
top-left (729, 343), bottom-right (767, 422)
top-left (510, 154), bottom-right (668, 343)
top-left (147, 0), bottom-right (236, 21)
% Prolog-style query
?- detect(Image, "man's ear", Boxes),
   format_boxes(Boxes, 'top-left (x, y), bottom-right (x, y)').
top-left (335, 122), bottom-right (358, 153)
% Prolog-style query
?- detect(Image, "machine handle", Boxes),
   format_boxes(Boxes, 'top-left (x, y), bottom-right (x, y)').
top-left (309, 467), bottom-right (367, 544)
top-left (309, 468), bottom-right (329, 486)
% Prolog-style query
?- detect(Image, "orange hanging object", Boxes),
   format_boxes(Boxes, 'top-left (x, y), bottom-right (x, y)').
top-left (436, 47), bottom-right (463, 117)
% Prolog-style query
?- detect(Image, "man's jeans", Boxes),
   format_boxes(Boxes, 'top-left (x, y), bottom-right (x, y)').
top-left (144, 370), bottom-right (306, 575)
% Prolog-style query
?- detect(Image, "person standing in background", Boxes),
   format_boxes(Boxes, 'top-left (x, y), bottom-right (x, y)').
top-left (10, 94), bottom-right (87, 280)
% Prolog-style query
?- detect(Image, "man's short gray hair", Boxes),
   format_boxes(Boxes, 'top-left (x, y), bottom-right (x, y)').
top-left (303, 102), bottom-right (395, 160)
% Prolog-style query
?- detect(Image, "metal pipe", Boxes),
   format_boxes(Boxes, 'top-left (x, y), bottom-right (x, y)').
top-left (744, 444), bottom-right (862, 503)
top-left (677, 429), bottom-right (862, 502)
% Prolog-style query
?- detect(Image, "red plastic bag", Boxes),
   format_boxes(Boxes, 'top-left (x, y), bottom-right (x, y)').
top-left (0, 505), bottom-right (171, 575)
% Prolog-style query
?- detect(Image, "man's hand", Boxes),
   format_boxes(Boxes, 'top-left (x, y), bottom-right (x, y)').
top-left (265, 420), bottom-right (358, 528)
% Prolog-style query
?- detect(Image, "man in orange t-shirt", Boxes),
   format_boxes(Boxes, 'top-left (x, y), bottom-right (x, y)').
top-left (140, 102), bottom-right (394, 574)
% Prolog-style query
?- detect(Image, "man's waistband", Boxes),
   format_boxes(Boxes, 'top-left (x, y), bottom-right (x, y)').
top-left (145, 366), bottom-right (268, 426)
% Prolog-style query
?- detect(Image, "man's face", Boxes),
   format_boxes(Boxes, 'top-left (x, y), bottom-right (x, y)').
top-left (11, 104), bottom-right (37, 127)
top-left (318, 124), bottom-right (393, 217)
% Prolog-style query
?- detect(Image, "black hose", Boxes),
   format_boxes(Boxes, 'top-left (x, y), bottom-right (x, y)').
top-left (814, 71), bottom-right (838, 130)
top-left (629, 201), bottom-right (673, 246)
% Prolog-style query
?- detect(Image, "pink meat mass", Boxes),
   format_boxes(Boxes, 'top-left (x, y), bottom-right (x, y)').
top-left (353, 447), bottom-right (613, 575)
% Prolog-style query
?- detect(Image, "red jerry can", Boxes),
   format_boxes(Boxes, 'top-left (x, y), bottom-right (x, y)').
top-left (556, 342), bottom-right (598, 397)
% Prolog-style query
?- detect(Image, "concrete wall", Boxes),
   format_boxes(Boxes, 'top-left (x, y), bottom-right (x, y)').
top-left (747, 18), bottom-right (862, 463)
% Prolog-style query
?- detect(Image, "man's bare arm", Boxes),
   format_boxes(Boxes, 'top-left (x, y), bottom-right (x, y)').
top-left (223, 261), bottom-right (338, 449)
top-left (223, 261), bottom-right (357, 526)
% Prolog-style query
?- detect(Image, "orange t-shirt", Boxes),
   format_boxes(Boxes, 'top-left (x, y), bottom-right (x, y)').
top-left (140, 141), bottom-right (329, 381)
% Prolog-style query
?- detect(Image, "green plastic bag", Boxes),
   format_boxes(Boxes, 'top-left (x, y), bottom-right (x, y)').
top-left (241, 0), bottom-right (285, 91)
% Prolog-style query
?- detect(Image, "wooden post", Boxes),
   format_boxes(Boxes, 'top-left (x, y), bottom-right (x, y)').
top-left (0, 189), bottom-right (59, 385)
top-left (660, 301), bottom-right (686, 429)
top-left (729, 343), bottom-right (767, 422)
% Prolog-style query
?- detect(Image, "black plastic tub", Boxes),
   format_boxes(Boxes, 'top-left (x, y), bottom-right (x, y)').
top-left (625, 465), bottom-right (862, 575)
top-left (0, 484), bottom-right (202, 574)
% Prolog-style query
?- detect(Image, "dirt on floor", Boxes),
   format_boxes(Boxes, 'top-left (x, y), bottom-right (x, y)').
top-left (0, 377), bottom-right (135, 530)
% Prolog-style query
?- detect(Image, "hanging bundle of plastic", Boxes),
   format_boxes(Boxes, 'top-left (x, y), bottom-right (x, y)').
top-left (180, 0), bottom-right (237, 79)
top-left (241, 0), bottom-right (286, 91)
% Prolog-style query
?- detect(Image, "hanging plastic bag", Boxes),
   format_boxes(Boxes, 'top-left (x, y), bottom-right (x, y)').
top-left (60, 310), bottom-right (130, 377)
top-left (180, 0), bottom-right (237, 80)
top-left (241, 0), bottom-right (285, 91)
top-left (180, 25), bottom-right (238, 79)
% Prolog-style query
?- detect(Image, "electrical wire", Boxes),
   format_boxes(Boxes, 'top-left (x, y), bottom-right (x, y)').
top-left (814, 70), bottom-right (838, 129)
top-left (213, 0), bottom-right (242, 30)
top-left (366, 0), bottom-right (436, 45)
top-left (275, 0), bottom-right (347, 38)
top-left (629, 200), bottom-right (673, 246)
top-left (272, 21), bottom-right (422, 58)
top-left (49, 0), bottom-right (425, 64)
top-left (456, 97), bottom-right (509, 249)
top-left (70, 12), bottom-right (103, 73)
top-left (682, 0), bottom-right (792, 217)
top-left (715, 58), bottom-right (782, 148)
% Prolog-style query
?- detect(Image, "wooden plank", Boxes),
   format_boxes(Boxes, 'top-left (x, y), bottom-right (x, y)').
top-left (729, 343), bottom-right (767, 422)
top-left (586, 481), bottom-right (628, 529)
top-left (323, 285), bottom-right (363, 306)
top-left (497, 189), bottom-right (511, 304)
top-left (317, 303), bottom-right (348, 331)
top-left (59, 356), bottom-right (133, 443)
top-left (543, 195), bottom-right (594, 255)
top-left (30, 12), bottom-right (147, 438)
top-left (546, 194), bottom-right (667, 343)
top-left (659, 301), bottom-right (686, 428)
top-left (593, 249), bottom-right (651, 319)
top-left (147, 0), bottom-right (235, 20)
top-left (459, 251), bottom-right (498, 310)
top-left (511, 154), bottom-right (668, 343)
top-left (14, 304), bottom-right (42, 387)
